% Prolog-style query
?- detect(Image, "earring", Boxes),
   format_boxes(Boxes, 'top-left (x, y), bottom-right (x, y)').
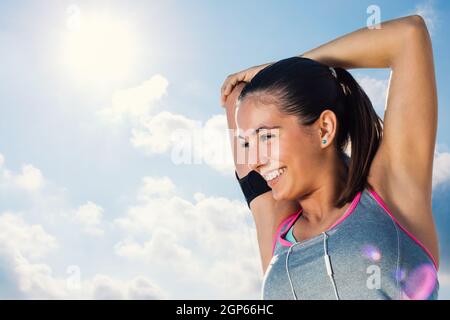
top-left (322, 139), bottom-right (327, 144)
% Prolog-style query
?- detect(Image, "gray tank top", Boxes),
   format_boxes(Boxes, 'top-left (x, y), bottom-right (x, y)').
top-left (261, 186), bottom-right (439, 300)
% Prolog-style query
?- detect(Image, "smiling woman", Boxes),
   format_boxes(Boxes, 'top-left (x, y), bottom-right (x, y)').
top-left (221, 14), bottom-right (439, 300)
top-left (61, 8), bottom-right (138, 85)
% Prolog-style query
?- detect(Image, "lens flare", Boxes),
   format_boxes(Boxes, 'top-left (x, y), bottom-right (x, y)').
top-left (401, 263), bottom-right (437, 300)
top-left (361, 244), bottom-right (382, 262)
top-left (394, 268), bottom-right (407, 282)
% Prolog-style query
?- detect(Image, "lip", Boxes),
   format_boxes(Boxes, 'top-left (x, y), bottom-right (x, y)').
top-left (262, 167), bottom-right (286, 177)
top-left (266, 168), bottom-right (286, 188)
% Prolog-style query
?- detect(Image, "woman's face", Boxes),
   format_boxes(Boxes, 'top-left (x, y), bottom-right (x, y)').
top-left (236, 96), bottom-right (330, 201)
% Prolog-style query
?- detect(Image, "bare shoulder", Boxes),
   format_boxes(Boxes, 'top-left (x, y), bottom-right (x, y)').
top-left (367, 146), bottom-right (440, 267)
top-left (248, 192), bottom-right (300, 274)
top-left (251, 193), bottom-right (299, 238)
top-left (271, 199), bottom-right (300, 235)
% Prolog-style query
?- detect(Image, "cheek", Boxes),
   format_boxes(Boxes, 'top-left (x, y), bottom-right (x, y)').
top-left (267, 139), bottom-right (281, 161)
top-left (279, 141), bottom-right (315, 183)
top-left (276, 137), bottom-right (304, 165)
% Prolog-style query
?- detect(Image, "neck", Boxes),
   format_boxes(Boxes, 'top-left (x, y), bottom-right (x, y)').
top-left (297, 153), bottom-right (349, 224)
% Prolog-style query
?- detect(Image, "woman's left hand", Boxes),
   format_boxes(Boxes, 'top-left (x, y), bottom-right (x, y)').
top-left (220, 62), bottom-right (273, 107)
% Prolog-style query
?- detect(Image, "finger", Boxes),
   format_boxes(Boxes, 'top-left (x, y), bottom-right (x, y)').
top-left (221, 93), bottom-right (226, 105)
top-left (221, 74), bottom-right (234, 94)
top-left (224, 83), bottom-right (230, 96)
top-left (220, 81), bottom-right (228, 96)
top-left (224, 79), bottom-right (236, 96)
top-left (221, 92), bottom-right (228, 106)
top-left (221, 78), bottom-right (229, 94)
top-left (236, 72), bottom-right (246, 83)
top-left (220, 83), bottom-right (226, 95)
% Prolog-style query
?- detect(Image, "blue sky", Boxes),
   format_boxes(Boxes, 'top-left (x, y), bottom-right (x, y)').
top-left (0, 0), bottom-right (449, 299)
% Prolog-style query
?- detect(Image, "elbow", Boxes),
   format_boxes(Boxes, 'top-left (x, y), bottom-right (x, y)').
top-left (405, 14), bottom-right (427, 28)
top-left (403, 14), bottom-right (431, 40)
top-left (393, 14), bottom-right (433, 65)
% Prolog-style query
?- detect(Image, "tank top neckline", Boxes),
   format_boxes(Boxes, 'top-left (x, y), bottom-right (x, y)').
top-left (278, 188), bottom-right (363, 248)
top-left (273, 186), bottom-right (438, 270)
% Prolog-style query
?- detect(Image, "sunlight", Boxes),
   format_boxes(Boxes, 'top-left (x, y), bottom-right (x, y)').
top-left (61, 6), bottom-right (138, 85)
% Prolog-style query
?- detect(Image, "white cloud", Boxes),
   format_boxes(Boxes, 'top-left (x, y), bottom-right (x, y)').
top-left (97, 74), bottom-right (169, 124)
top-left (413, 0), bottom-right (437, 36)
top-left (0, 155), bottom-right (169, 300)
top-left (72, 201), bottom-right (105, 236)
top-left (89, 274), bottom-right (167, 300)
top-left (130, 111), bottom-right (199, 154)
top-left (200, 114), bottom-right (235, 174)
top-left (0, 153), bottom-right (105, 236)
top-left (96, 73), bottom-right (234, 175)
top-left (0, 251), bottom-right (167, 299)
top-left (1, 163), bottom-right (45, 192)
top-left (131, 112), bottom-right (234, 175)
top-left (439, 272), bottom-right (450, 286)
top-left (137, 176), bottom-right (176, 200)
top-left (113, 194), bottom-right (193, 236)
top-left (437, 271), bottom-right (450, 300)
top-left (0, 211), bottom-right (165, 299)
top-left (355, 74), bottom-right (389, 117)
top-left (13, 254), bottom-right (70, 299)
top-left (113, 175), bottom-right (262, 298)
top-left (206, 257), bottom-right (262, 295)
top-left (0, 212), bottom-right (58, 259)
top-left (433, 151), bottom-right (450, 189)
top-left (0, 211), bottom-right (64, 299)
top-left (14, 164), bottom-right (45, 191)
top-left (114, 229), bottom-right (201, 280)
top-left (89, 275), bottom-right (125, 299)
top-left (127, 276), bottom-right (167, 299)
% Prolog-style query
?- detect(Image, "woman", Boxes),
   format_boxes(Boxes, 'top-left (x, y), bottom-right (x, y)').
top-left (220, 15), bottom-right (439, 300)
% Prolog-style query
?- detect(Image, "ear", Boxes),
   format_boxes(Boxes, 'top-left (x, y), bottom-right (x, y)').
top-left (318, 109), bottom-right (338, 147)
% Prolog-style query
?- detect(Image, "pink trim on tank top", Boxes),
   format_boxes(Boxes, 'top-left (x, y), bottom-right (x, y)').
top-left (271, 208), bottom-right (303, 256)
top-left (277, 190), bottom-right (362, 249)
top-left (367, 187), bottom-right (438, 270)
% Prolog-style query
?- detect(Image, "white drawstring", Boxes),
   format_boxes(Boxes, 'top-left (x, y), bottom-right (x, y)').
top-left (285, 231), bottom-right (340, 300)
top-left (285, 241), bottom-right (301, 300)
top-left (323, 231), bottom-right (340, 300)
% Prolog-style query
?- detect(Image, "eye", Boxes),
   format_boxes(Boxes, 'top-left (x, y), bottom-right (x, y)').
top-left (260, 133), bottom-right (274, 141)
top-left (240, 141), bottom-right (249, 148)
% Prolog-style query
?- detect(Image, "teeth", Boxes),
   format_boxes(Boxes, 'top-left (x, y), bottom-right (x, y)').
top-left (264, 168), bottom-right (286, 182)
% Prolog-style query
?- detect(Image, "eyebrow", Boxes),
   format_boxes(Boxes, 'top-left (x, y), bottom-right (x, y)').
top-left (237, 125), bottom-right (281, 139)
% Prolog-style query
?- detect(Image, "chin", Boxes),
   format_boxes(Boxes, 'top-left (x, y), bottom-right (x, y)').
top-left (271, 191), bottom-right (281, 201)
top-left (273, 185), bottom-right (299, 202)
top-left (271, 189), bottom-right (286, 201)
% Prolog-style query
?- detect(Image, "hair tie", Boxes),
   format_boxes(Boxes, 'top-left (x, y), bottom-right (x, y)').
top-left (329, 66), bottom-right (337, 78)
top-left (329, 66), bottom-right (351, 96)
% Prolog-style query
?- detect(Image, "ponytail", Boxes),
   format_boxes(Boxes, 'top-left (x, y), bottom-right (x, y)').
top-left (333, 67), bottom-right (384, 207)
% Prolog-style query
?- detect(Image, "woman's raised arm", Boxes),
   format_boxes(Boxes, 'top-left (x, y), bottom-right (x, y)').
top-left (301, 14), bottom-right (439, 266)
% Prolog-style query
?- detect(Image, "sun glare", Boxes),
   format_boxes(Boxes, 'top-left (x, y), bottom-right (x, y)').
top-left (62, 6), bottom-right (138, 85)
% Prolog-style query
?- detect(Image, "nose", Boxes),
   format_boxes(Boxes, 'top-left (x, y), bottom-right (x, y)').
top-left (247, 144), bottom-right (269, 171)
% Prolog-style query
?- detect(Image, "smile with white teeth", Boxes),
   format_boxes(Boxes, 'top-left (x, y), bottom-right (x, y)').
top-left (263, 167), bottom-right (286, 182)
